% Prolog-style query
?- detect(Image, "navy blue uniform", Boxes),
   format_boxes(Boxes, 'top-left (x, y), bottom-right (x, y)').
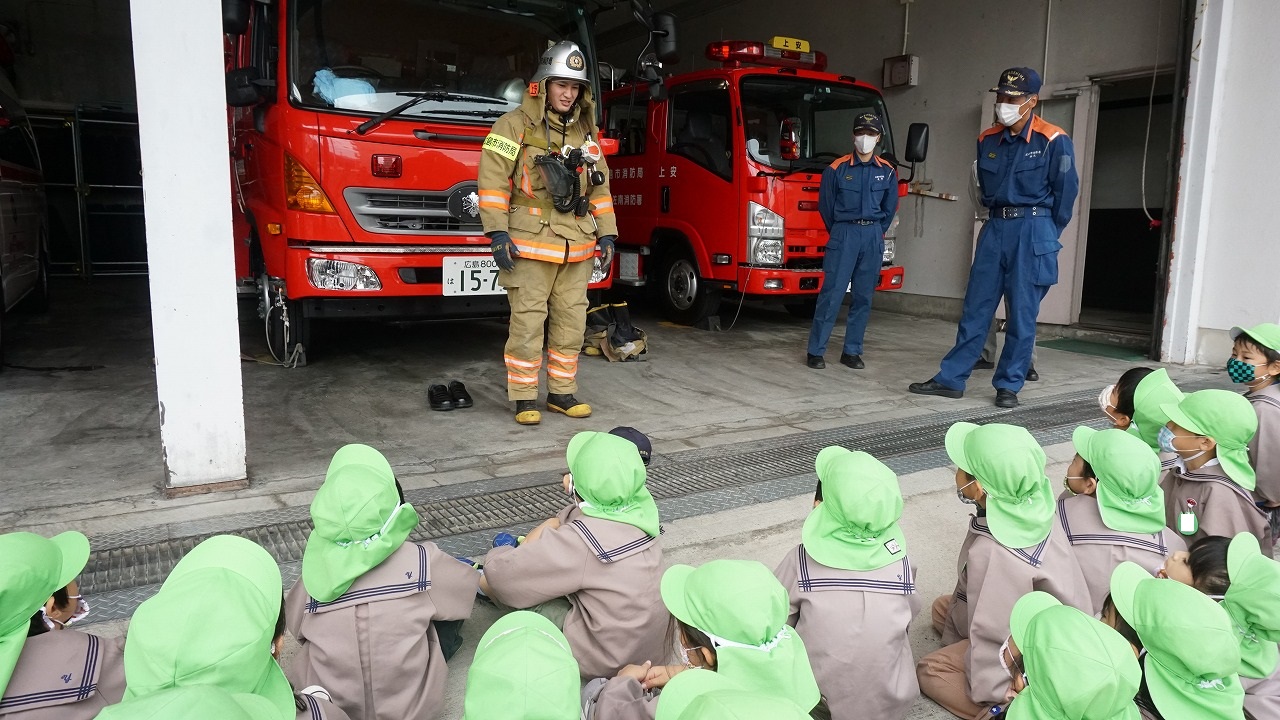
top-left (806, 154), bottom-right (898, 358)
top-left (932, 115), bottom-right (1079, 392)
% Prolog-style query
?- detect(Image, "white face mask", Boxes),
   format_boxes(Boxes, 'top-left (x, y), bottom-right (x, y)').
top-left (854, 134), bottom-right (879, 155)
top-left (995, 101), bottom-right (1027, 127)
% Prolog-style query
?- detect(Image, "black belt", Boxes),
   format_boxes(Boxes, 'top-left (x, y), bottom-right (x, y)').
top-left (838, 219), bottom-right (877, 226)
top-left (990, 206), bottom-right (1048, 219)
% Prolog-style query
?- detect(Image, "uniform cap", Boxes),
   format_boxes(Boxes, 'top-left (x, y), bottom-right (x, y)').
top-left (802, 447), bottom-right (907, 571)
top-left (1072, 427), bottom-right (1166, 533)
top-left (461, 611), bottom-right (580, 720)
top-left (945, 423), bottom-right (1054, 548)
top-left (567, 431), bottom-right (659, 536)
top-left (655, 669), bottom-right (811, 720)
top-left (852, 113), bottom-right (884, 134)
top-left (991, 67), bottom-right (1042, 96)
top-left (95, 685), bottom-right (279, 720)
top-left (302, 443), bottom-right (420, 602)
top-left (1109, 562), bottom-right (1243, 719)
top-left (660, 560), bottom-right (820, 711)
top-left (1127, 368), bottom-right (1184, 452)
top-left (1231, 323), bottom-right (1280, 353)
top-left (1161, 389), bottom-right (1258, 489)
top-left (608, 426), bottom-right (652, 465)
top-left (1223, 532), bottom-right (1280, 678)
top-left (0, 531), bottom-right (90, 698)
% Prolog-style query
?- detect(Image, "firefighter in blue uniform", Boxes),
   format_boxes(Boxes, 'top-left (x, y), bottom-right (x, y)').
top-left (909, 67), bottom-right (1078, 407)
top-left (805, 113), bottom-right (897, 370)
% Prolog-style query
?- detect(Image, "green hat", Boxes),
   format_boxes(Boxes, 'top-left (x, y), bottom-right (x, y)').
top-left (1128, 369), bottom-right (1185, 452)
top-left (1223, 532), bottom-right (1280, 679)
top-left (122, 535), bottom-right (294, 720)
top-left (945, 423), bottom-right (1054, 548)
top-left (1161, 389), bottom-right (1258, 490)
top-left (566, 431), bottom-right (660, 537)
top-left (96, 685), bottom-right (280, 720)
top-left (660, 560), bottom-right (820, 711)
top-left (802, 447), bottom-right (906, 571)
top-left (1110, 562), bottom-right (1243, 719)
top-left (1231, 324), bottom-right (1280, 353)
top-left (461, 611), bottom-right (579, 720)
top-left (0, 531), bottom-right (90, 698)
top-left (1072, 427), bottom-right (1166, 534)
top-left (1007, 592), bottom-right (1141, 720)
top-left (302, 443), bottom-right (420, 603)
top-left (655, 669), bottom-right (811, 720)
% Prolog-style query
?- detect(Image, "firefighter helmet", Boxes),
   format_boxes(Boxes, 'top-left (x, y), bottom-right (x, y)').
top-left (532, 41), bottom-right (590, 87)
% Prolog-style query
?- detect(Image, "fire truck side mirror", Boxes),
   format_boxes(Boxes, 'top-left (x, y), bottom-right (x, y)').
top-left (649, 82), bottom-right (667, 101)
top-left (904, 123), bottom-right (929, 163)
top-left (222, 0), bottom-right (250, 35)
top-left (652, 12), bottom-right (680, 65)
top-left (227, 68), bottom-right (265, 108)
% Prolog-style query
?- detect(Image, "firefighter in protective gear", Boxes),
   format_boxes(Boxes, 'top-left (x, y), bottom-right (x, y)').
top-left (478, 41), bottom-right (618, 426)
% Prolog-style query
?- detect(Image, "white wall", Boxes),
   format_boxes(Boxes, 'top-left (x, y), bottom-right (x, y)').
top-left (602, 0), bottom-right (1180, 305)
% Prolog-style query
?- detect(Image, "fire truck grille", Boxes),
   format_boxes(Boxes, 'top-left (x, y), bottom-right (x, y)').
top-left (784, 258), bottom-right (824, 270)
top-left (344, 186), bottom-right (482, 236)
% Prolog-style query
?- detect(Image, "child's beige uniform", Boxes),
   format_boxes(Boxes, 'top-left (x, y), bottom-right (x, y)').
top-left (1248, 384), bottom-right (1280, 506)
top-left (919, 515), bottom-right (1090, 718)
top-left (285, 541), bottom-right (479, 720)
top-left (1160, 462), bottom-right (1273, 554)
top-left (773, 546), bottom-right (919, 720)
top-left (0, 630), bottom-right (125, 720)
top-left (1056, 494), bottom-right (1186, 614)
top-left (483, 504), bottom-right (668, 679)
top-left (1244, 668), bottom-right (1280, 720)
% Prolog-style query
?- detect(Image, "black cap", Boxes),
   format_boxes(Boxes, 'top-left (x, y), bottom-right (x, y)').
top-left (852, 113), bottom-right (884, 134)
top-left (990, 67), bottom-right (1042, 96)
top-left (608, 426), bottom-right (652, 465)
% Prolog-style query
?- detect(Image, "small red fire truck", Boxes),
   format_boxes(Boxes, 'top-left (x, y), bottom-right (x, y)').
top-left (602, 37), bottom-right (927, 324)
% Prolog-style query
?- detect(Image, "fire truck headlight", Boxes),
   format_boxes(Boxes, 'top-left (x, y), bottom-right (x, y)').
top-left (590, 255), bottom-right (609, 284)
top-left (882, 237), bottom-right (896, 264)
top-left (306, 259), bottom-right (382, 291)
top-left (749, 237), bottom-right (784, 266)
top-left (747, 201), bottom-right (784, 266)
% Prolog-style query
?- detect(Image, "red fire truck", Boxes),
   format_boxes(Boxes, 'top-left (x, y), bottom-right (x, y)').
top-left (222, 0), bottom-right (620, 364)
top-left (601, 37), bottom-right (927, 325)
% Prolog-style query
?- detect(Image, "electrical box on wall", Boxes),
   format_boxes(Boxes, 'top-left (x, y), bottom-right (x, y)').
top-left (882, 54), bottom-right (919, 88)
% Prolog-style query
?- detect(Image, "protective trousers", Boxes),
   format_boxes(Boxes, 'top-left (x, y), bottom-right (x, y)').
top-left (933, 216), bottom-right (1059, 393)
top-left (807, 222), bottom-right (883, 357)
top-left (502, 254), bottom-right (594, 401)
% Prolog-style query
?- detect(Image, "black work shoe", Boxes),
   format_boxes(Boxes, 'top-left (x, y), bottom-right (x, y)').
top-left (995, 389), bottom-right (1019, 408)
top-left (515, 399), bottom-right (541, 425)
top-left (428, 384), bottom-right (455, 411)
top-left (1026, 366), bottom-right (1040, 382)
top-left (806, 354), bottom-right (826, 369)
top-left (907, 380), bottom-right (964, 399)
top-left (547, 393), bottom-right (591, 418)
top-left (448, 380), bottom-right (473, 408)
top-left (840, 353), bottom-right (865, 369)
top-left (973, 359), bottom-right (995, 370)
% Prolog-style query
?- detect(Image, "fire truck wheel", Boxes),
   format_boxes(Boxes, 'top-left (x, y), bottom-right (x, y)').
top-left (261, 277), bottom-right (310, 367)
top-left (784, 299), bottom-right (817, 319)
top-left (659, 247), bottom-right (720, 325)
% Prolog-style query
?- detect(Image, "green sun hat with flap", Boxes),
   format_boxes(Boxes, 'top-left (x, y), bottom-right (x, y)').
top-left (1128, 369), bottom-right (1185, 451)
top-left (0, 531), bottom-right (90, 699)
top-left (122, 535), bottom-right (295, 720)
top-left (945, 422), bottom-right (1054, 548)
top-left (660, 560), bottom-right (820, 712)
top-left (1223, 532), bottom-right (1280, 679)
top-left (1007, 592), bottom-right (1141, 720)
top-left (461, 611), bottom-right (579, 720)
top-left (566, 431), bottom-right (659, 536)
top-left (97, 685), bottom-right (280, 720)
top-left (302, 443), bottom-right (421, 603)
top-left (1161, 389), bottom-right (1258, 490)
top-left (1230, 323), bottom-right (1280, 353)
top-left (1072, 427), bottom-right (1165, 533)
top-left (802, 447), bottom-right (907, 571)
top-left (1110, 562), bottom-right (1243, 720)
top-left (655, 668), bottom-right (811, 720)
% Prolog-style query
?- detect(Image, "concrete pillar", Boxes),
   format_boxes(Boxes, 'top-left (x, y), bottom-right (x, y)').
top-left (129, 0), bottom-right (247, 491)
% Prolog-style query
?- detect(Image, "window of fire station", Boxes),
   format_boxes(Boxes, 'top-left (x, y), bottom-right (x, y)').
top-left (289, 0), bottom-right (593, 123)
top-left (667, 80), bottom-right (732, 180)
top-left (604, 96), bottom-right (647, 156)
top-left (738, 76), bottom-right (893, 171)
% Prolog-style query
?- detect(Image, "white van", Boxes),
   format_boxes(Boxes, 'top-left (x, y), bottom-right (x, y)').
top-left (0, 75), bottom-right (49, 362)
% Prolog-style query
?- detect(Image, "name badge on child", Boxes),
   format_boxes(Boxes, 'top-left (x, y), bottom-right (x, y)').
top-left (1179, 499), bottom-right (1198, 536)
top-left (884, 539), bottom-right (902, 555)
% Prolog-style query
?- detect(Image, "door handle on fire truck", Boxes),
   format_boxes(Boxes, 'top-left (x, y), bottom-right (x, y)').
top-left (413, 130), bottom-right (485, 143)
top-left (661, 186), bottom-right (670, 213)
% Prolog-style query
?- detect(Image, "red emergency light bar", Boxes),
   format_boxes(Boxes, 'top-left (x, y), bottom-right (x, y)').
top-left (706, 40), bottom-right (828, 72)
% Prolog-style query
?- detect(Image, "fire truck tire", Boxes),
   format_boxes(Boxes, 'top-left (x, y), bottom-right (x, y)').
top-left (262, 277), bottom-right (310, 367)
top-left (658, 246), bottom-right (720, 325)
top-left (784, 298), bottom-right (817, 319)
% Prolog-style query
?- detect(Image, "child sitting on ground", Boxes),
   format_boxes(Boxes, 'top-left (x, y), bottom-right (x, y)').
top-left (918, 422), bottom-right (1090, 719)
top-left (1159, 389), bottom-right (1272, 553)
top-left (772, 447), bottom-right (919, 720)
top-left (1098, 367), bottom-right (1185, 460)
top-left (1227, 324), bottom-right (1280, 511)
top-left (1059, 427), bottom-right (1186, 612)
top-left (481, 430), bottom-right (667, 679)
top-left (286, 443), bottom-right (479, 720)
top-left (460, 611), bottom-right (580, 720)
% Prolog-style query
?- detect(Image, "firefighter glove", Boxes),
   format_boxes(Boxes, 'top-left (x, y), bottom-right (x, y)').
top-left (596, 235), bottom-right (616, 268)
top-left (489, 231), bottom-right (520, 271)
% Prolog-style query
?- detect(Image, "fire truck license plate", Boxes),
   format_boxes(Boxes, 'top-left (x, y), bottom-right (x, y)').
top-left (442, 257), bottom-right (506, 296)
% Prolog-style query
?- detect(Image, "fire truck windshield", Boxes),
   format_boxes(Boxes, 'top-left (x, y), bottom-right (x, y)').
top-left (739, 76), bottom-right (894, 171)
top-left (289, 0), bottom-right (593, 123)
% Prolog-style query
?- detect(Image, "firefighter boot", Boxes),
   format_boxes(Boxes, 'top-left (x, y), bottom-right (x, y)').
top-left (547, 393), bottom-right (592, 418)
top-left (515, 400), bottom-right (541, 425)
